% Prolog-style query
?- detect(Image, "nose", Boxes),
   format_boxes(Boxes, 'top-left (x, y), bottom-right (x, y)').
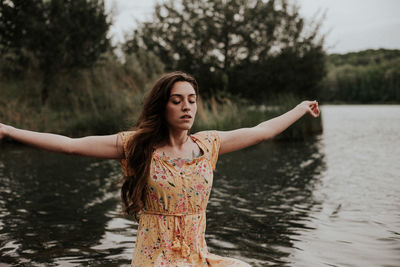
top-left (182, 99), bottom-right (191, 111)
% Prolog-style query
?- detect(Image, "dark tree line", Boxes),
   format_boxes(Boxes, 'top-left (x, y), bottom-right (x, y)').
top-left (321, 49), bottom-right (400, 103)
top-left (1, 0), bottom-right (327, 104)
top-left (0, 0), bottom-right (110, 104)
top-left (125, 0), bottom-right (326, 101)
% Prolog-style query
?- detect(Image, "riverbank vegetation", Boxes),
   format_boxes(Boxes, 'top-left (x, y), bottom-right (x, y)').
top-left (1, 0), bottom-right (326, 140)
top-left (0, 53), bottom-right (321, 140)
top-left (321, 49), bottom-right (400, 103)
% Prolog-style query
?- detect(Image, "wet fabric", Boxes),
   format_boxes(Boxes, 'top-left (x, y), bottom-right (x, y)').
top-left (120, 131), bottom-right (251, 267)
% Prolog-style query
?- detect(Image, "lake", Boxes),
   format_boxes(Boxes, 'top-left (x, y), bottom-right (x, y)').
top-left (0, 105), bottom-right (399, 266)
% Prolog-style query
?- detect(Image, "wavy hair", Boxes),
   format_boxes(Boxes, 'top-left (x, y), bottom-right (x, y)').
top-left (121, 71), bottom-right (199, 220)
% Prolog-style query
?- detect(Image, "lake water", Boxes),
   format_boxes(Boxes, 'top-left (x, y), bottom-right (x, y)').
top-left (0, 105), bottom-right (399, 266)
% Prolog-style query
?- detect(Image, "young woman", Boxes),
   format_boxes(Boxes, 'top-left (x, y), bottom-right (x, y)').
top-left (0, 71), bottom-right (319, 266)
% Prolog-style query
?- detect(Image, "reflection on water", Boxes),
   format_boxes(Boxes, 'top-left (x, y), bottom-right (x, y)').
top-left (0, 148), bottom-right (135, 266)
top-left (0, 105), bottom-right (399, 266)
top-left (208, 138), bottom-right (325, 266)
top-left (287, 105), bottom-right (400, 267)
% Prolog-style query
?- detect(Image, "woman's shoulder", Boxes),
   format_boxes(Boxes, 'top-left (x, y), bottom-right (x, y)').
top-left (192, 130), bottom-right (219, 141)
top-left (192, 130), bottom-right (221, 169)
top-left (119, 130), bottom-right (136, 142)
top-left (192, 131), bottom-right (220, 152)
top-left (118, 130), bottom-right (136, 157)
top-left (119, 130), bottom-right (136, 136)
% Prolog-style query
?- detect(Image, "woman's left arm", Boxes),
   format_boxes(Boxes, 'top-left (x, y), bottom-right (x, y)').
top-left (218, 100), bottom-right (320, 155)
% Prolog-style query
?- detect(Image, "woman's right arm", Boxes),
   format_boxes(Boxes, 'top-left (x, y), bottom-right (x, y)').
top-left (0, 123), bottom-right (125, 159)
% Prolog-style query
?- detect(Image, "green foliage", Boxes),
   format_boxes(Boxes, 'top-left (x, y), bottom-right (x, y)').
top-left (0, 51), bottom-right (321, 140)
top-left (124, 0), bottom-right (326, 101)
top-left (0, 0), bottom-right (111, 103)
top-left (0, 0), bottom-right (323, 139)
top-left (321, 49), bottom-right (400, 103)
top-left (1, 0), bottom-right (110, 70)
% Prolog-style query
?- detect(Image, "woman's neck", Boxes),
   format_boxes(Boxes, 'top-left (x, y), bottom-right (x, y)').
top-left (166, 129), bottom-right (189, 149)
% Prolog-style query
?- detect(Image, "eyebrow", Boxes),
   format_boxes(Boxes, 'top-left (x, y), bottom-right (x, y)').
top-left (169, 93), bottom-right (197, 98)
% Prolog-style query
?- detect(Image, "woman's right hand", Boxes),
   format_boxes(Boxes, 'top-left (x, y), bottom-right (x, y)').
top-left (0, 123), bottom-right (9, 140)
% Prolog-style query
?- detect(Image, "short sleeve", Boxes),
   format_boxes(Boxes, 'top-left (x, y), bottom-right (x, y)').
top-left (193, 130), bottom-right (221, 170)
top-left (118, 131), bottom-right (135, 176)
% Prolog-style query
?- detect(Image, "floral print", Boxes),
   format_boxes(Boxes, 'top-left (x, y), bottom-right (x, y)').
top-left (120, 131), bottom-right (251, 267)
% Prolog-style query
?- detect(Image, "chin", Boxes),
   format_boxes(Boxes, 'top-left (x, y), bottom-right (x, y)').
top-left (181, 125), bottom-right (193, 131)
top-left (176, 123), bottom-right (193, 131)
top-left (167, 119), bottom-right (195, 132)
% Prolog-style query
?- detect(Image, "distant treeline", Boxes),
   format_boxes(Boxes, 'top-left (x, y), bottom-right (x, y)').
top-left (321, 49), bottom-right (400, 103)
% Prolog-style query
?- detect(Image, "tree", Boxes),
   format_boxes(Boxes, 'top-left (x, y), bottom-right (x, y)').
top-left (321, 49), bottom-right (400, 103)
top-left (125, 0), bottom-right (325, 101)
top-left (0, 0), bottom-right (111, 104)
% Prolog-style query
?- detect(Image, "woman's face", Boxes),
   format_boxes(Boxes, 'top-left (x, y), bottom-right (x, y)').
top-left (165, 81), bottom-right (197, 131)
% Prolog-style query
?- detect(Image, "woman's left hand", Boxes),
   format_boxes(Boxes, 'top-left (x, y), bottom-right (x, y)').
top-left (297, 100), bottom-right (320, 118)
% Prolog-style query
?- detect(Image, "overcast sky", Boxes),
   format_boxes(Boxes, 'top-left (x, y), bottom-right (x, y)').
top-left (105, 0), bottom-right (400, 54)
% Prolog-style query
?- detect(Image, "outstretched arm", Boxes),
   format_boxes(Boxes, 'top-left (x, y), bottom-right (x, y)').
top-left (218, 101), bottom-right (320, 155)
top-left (0, 123), bottom-right (125, 159)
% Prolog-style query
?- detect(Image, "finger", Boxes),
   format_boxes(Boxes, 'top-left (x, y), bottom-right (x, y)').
top-left (311, 104), bottom-right (319, 113)
top-left (314, 108), bottom-right (320, 117)
top-left (309, 106), bottom-right (319, 117)
top-left (310, 110), bottom-right (318, 118)
top-left (309, 101), bottom-right (318, 108)
top-left (307, 107), bottom-right (315, 116)
top-left (312, 104), bottom-right (319, 113)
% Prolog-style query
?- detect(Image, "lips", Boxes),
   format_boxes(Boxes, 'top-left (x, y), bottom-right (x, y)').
top-left (180, 114), bottom-right (192, 119)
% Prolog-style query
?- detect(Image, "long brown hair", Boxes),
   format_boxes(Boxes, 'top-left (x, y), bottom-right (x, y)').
top-left (121, 71), bottom-right (199, 220)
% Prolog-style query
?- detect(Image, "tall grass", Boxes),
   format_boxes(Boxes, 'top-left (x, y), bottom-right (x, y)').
top-left (0, 52), bottom-right (154, 136)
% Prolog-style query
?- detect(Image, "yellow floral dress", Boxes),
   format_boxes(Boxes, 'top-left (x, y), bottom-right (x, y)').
top-left (120, 131), bottom-right (251, 267)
